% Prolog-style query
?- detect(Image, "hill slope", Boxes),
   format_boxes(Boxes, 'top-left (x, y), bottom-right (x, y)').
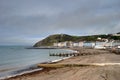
top-left (33, 34), bottom-right (80, 47)
top-left (33, 34), bottom-right (120, 47)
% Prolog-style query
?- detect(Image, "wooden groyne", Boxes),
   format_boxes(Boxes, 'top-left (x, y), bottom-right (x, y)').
top-left (49, 53), bottom-right (77, 57)
top-left (49, 52), bottom-right (88, 57)
top-left (49, 52), bottom-right (102, 57)
top-left (49, 53), bottom-right (86, 57)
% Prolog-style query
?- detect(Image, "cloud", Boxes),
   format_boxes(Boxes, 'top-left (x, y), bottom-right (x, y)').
top-left (0, 36), bottom-right (43, 45)
top-left (0, 0), bottom-right (120, 45)
top-left (53, 10), bottom-right (120, 34)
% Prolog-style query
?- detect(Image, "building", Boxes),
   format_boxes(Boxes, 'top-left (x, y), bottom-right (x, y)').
top-left (53, 41), bottom-right (68, 47)
top-left (66, 41), bottom-right (73, 47)
top-left (79, 42), bottom-right (84, 47)
top-left (112, 40), bottom-right (120, 47)
top-left (83, 42), bottom-right (95, 48)
top-left (53, 43), bottom-right (58, 47)
top-left (53, 41), bottom-right (84, 48)
top-left (112, 33), bottom-right (120, 36)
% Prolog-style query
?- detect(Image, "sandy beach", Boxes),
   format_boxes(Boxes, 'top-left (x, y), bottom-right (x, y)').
top-left (5, 48), bottom-right (120, 80)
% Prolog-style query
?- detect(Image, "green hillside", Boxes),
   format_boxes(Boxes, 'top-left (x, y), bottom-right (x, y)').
top-left (33, 34), bottom-right (120, 47)
top-left (33, 34), bottom-right (80, 47)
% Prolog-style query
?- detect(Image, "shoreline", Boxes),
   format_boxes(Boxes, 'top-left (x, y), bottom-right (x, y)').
top-left (1, 52), bottom-right (74, 80)
top-left (2, 48), bottom-right (99, 80)
top-left (4, 48), bottom-right (120, 80)
top-left (2, 57), bottom-right (73, 80)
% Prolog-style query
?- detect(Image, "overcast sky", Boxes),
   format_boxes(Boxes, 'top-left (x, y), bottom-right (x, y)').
top-left (0, 0), bottom-right (120, 45)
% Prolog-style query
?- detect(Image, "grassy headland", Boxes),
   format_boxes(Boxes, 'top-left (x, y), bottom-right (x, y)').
top-left (33, 33), bottom-right (120, 47)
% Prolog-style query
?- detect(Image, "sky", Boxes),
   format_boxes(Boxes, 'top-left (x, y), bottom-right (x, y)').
top-left (0, 0), bottom-right (120, 45)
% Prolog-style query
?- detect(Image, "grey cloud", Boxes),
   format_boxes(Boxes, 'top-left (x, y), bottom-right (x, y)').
top-left (0, 0), bottom-right (120, 45)
top-left (51, 1), bottom-right (120, 34)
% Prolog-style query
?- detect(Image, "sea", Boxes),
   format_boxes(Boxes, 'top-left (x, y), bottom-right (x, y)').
top-left (0, 46), bottom-right (74, 79)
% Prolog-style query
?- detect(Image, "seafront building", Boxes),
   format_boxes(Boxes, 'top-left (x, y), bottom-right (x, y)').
top-left (112, 32), bottom-right (120, 36)
top-left (53, 41), bottom-right (84, 48)
top-left (53, 41), bottom-right (96, 48)
top-left (53, 39), bottom-right (120, 49)
top-left (53, 41), bottom-right (72, 47)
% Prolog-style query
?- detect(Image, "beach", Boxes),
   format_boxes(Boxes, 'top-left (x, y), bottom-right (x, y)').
top-left (5, 48), bottom-right (120, 80)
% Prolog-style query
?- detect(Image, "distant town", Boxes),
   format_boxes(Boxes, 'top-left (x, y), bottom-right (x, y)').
top-left (53, 37), bottom-right (120, 49)
top-left (33, 32), bottom-right (120, 50)
top-left (52, 33), bottom-right (120, 49)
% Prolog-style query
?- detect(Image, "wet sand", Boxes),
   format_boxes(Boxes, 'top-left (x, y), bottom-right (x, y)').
top-left (5, 48), bottom-right (120, 80)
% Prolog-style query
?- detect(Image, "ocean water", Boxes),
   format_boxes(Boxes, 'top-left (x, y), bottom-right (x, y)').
top-left (0, 46), bottom-right (73, 79)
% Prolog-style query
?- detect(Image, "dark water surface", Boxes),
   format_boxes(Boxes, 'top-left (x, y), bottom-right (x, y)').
top-left (0, 46), bottom-right (73, 79)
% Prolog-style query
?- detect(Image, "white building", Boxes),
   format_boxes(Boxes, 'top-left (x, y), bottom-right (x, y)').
top-left (94, 40), bottom-right (120, 49)
top-left (53, 43), bottom-right (58, 47)
top-left (66, 41), bottom-right (73, 47)
top-left (112, 40), bottom-right (120, 47)
top-left (112, 33), bottom-right (120, 36)
top-left (53, 41), bottom-right (68, 47)
top-left (53, 41), bottom-right (84, 48)
top-left (79, 42), bottom-right (84, 47)
top-left (83, 42), bottom-right (95, 48)
top-left (73, 42), bottom-right (79, 47)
